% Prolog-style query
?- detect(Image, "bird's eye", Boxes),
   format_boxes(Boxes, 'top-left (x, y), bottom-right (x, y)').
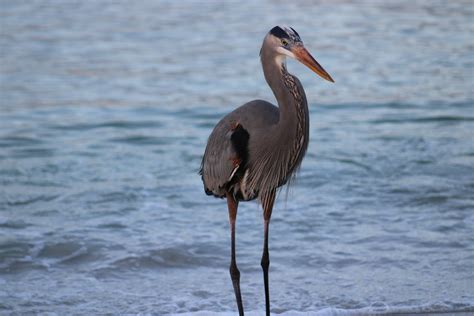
top-left (281, 39), bottom-right (288, 46)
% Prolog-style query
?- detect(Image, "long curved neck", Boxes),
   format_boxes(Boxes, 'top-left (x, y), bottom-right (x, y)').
top-left (261, 55), bottom-right (301, 121)
top-left (260, 49), bottom-right (310, 175)
top-left (260, 48), bottom-right (309, 135)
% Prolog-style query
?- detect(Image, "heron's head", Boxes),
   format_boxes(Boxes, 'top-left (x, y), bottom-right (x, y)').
top-left (262, 25), bottom-right (334, 83)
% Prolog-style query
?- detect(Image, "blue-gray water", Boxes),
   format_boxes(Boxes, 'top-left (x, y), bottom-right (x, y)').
top-left (1, 1), bottom-right (473, 314)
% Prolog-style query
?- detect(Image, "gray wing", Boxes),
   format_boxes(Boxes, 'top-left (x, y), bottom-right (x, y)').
top-left (200, 99), bottom-right (279, 198)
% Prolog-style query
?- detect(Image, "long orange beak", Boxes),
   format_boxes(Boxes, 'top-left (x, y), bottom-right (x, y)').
top-left (292, 46), bottom-right (334, 83)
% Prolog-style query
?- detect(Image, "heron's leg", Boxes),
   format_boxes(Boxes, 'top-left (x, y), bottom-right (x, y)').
top-left (226, 193), bottom-right (244, 316)
top-left (261, 190), bottom-right (276, 316)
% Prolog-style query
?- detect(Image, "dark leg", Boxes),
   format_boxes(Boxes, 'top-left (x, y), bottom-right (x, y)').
top-left (226, 193), bottom-right (244, 316)
top-left (261, 190), bottom-right (276, 316)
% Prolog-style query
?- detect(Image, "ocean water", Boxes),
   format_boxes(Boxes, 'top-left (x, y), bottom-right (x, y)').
top-left (0, 0), bottom-right (473, 315)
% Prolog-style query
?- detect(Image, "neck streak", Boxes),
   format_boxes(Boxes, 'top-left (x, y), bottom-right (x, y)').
top-left (260, 52), bottom-right (310, 177)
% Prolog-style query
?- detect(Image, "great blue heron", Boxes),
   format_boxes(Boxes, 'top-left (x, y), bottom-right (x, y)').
top-left (200, 26), bottom-right (334, 315)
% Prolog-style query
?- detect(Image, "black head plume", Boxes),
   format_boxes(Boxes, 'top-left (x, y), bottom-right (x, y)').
top-left (270, 26), bottom-right (290, 40)
top-left (290, 27), bottom-right (300, 38)
top-left (269, 26), bottom-right (301, 42)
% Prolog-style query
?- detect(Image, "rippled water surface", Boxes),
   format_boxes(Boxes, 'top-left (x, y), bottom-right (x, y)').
top-left (1, 1), bottom-right (473, 314)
